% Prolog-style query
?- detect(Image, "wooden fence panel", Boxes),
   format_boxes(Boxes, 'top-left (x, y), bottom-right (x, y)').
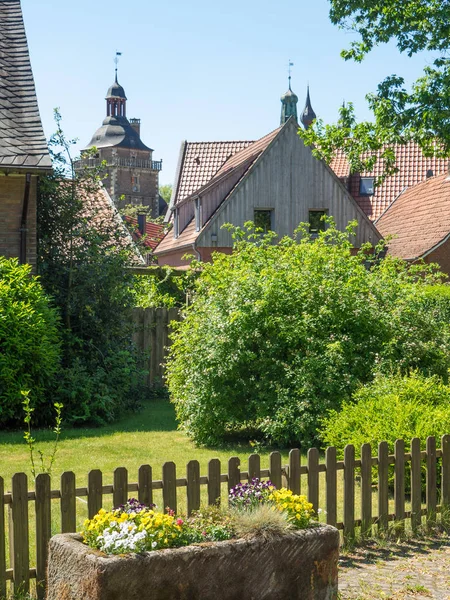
top-left (113, 468), bottom-right (128, 509)
top-left (378, 441), bottom-right (389, 533)
top-left (162, 462), bottom-right (177, 514)
top-left (325, 447), bottom-right (337, 527)
top-left (394, 439), bottom-right (405, 531)
top-left (343, 445), bottom-right (355, 540)
top-left (61, 472), bottom-right (76, 533)
top-left (411, 437), bottom-right (422, 531)
top-left (138, 465), bottom-right (153, 507)
top-left (88, 470), bottom-right (103, 519)
top-left (228, 458), bottom-right (240, 495)
top-left (35, 473), bottom-right (51, 600)
top-left (207, 459), bottom-right (221, 506)
top-left (360, 443), bottom-right (372, 537)
top-left (186, 461), bottom-right (200, 515)
top-left (11, 473), bottom-right (29, 595)
top-left (442, 435), bottom-right (450, 510)
top-left (269, 452), bottom-right (282, 490)
top-left (0, 477), bottom-right (5, 597)
top-left (426, 436), bottom-right (437, 526)
top-left (288, 449), bottom-right (301, 495)
top-left (307, 448), bottom-right (319, 513)
top-left (248, 454), bottom-right (260, 481)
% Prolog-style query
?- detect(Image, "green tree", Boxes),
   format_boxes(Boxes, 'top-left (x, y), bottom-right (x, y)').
top-left (159, 184), bottom-right (172, 206)
top-left (166, 221), bottom-right (449, 447)
top-left (38, 111), bottom-right (146, 425)
top-left (300, 0), bottom-right (450, 178)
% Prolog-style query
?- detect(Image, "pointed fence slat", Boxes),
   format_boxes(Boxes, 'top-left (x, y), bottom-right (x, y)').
top-left (138, 465), bottom-right (153, 507)
top-left (343, 445), bottom-right (355, 540)
top-left (228, 457), bottom-right (240, 495)
top-left (11, 473), bottom-right (29, 595)
top-left (186, 461), bottom-right (200, 515)
top-left (35, 474), bottom-right (51, 600)
top-left (60, 472), bottom-right (76, 533)
top-left (394, 439), bottom-right (405, 531)
top-left (378, 441), bottom-right (389, 533)
top-left (410, 438), bottom-right (422, 531)
top-left (162, 462), bottom-right (177, 513)
top-left (269, 452), bottom-right (282, 490)
top-left (248, 454), bottom-right (260, 482)
top-left (113, 468), bottom-right (128, 509)
top-left (0, 477), bottom-right (6, 597)
top-left (442, 435), bottom-right (450, 511)
top-left (207, 459), bottom-right (221, 506)
top-left (426, 436), bottom-right (437, 526)
top-left (88, 470), bottom-right (103, 519)
top-left (325, 447), bottom-right (337, 527)
top-left (360, 443), bottom-right (372, 537)
top-left (307, 448), bottom-right (319, 513)
top-left (288, 449), bottom-right (301, 495)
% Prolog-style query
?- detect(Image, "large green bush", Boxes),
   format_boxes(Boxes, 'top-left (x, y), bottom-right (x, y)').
top-left (0, 257), bottom-right (61, 425)
top-left (166, 221), bottom-right (450, 447)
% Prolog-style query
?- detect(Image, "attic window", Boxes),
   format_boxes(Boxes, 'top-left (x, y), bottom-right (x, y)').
top-left (254, 209), bottom-right (273, 232)
top-left (309, 210), bottom-right (327, 235)
top-left (359, 177), bottom-right (374, 196)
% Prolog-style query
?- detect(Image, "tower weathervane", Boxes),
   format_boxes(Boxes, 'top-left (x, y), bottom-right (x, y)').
top-left (114, 51), bottom-right (122, 82)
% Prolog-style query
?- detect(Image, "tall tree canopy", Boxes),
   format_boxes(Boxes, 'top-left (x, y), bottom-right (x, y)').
top-left (300, 0), bottom-right (450, 178)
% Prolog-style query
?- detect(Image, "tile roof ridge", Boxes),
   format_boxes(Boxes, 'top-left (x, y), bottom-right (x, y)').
top-left (186, 139), bottom-right (254, 145)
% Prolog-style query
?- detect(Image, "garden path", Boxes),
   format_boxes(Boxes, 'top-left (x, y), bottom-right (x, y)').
top-left (338, 535), bottom-right (450, 599)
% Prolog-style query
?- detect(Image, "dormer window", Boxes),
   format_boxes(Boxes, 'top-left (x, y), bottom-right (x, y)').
top-left (194, 197), bottom-right (201, 232)
top-left (359, 177), bottom-right (374, 196)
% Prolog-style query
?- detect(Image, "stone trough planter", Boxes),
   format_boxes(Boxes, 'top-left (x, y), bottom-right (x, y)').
top-left (46, 525), bottom-right (339, 600)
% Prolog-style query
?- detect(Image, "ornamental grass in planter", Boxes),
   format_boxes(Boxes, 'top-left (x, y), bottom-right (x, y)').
top-left (47, 481), bottom-right (339, 600)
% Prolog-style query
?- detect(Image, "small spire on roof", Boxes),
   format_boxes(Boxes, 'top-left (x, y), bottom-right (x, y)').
top-left (280, 60), bottom-right (298, 125)
top-left (300, 85), bottom-right (317, 130)
top-left (114, 51), bottom-right (122, 83)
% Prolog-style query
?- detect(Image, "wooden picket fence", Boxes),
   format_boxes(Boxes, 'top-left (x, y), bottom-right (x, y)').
top-left (132, 307), bottom-right (181, 385)
top-left (1, 435), bottom-right (450, 598)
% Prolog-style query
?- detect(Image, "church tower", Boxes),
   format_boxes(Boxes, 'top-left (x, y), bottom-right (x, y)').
top-left (280, 76), bottom-right (298, 125)
top-left (76, 70), bottom-right (163, 217)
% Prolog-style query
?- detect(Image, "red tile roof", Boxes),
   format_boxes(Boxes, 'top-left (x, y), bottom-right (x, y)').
top-left (376, 172), bottom-right (450, 260)
top-left (330, 144), bottom-right (448, 221)
top-left (174, 140), bottom-right (254, 204)
top-left (123, 216), bottom-right (165, 250)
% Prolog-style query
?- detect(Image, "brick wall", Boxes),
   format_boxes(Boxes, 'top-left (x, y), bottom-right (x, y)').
top-left (0, 174), bottom-right (37, 268)
top-left (424, 237), bottom-right (450, 277)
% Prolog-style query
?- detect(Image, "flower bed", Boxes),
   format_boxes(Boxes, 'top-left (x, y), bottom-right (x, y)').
top-left (46, 483), bottom-right (339, 599)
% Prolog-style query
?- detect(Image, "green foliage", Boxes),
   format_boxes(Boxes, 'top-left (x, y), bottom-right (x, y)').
top-left (422, 285), bottom-right (450, 324)
top-left (166, 221), bottom-right (450, 447)
top-left (0, 258), bottom-right (61, 426)
top-left (159, 184), bottom-right (172, 205)
top-left (38, 110), bottom-right (147, 425)
top-left (320, 372), bottom-right (450, 452)
top-left (300, 0), bottom-right (450, 180)
top-left (132, 267), bottom-right (197, 309)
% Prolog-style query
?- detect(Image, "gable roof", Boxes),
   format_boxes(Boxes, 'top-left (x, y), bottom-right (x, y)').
top-left (155, 128), bottom-right (282, 255)
top-left (123, 216), bottom-right (165, 250)
top-left (0, 0), bottom-right (51, 171)
top-left (376, 172), bottom-right (450, 260)
top-left (330, 143), bottom-right (448, 221)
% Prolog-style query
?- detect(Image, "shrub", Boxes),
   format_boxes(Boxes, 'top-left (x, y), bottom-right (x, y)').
top-left (167, 221), bottom-right (450, 447)
top-left (0, 258), bottom-right (61, 425)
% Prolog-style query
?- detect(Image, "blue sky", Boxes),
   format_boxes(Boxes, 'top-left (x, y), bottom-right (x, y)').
top-left (22, 0), bottom-right (434, 186)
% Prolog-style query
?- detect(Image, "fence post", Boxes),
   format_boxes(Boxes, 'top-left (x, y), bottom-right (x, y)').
top-left (0, 477), bottom-right (5, 598)
top-left (61, 472), bottom-right (76, 533)
top-left (207, 459), bottom-right (221, 505)
top-left (113, 468), bottom-right (128, 509)
top-left (162, 462), bottom-right (177, 514)
top-left (442, 435), bottom-right (450, 521)
top-left (410, 437), bottom-right (422, 532)
top-left (138, 465), bottom-right (153, 507)
top-left (35, 473), bottom-right (51, 600)
top-left (269, 452), bottom-right (282, 490)
top-left (288, 449), bottom-right (301, 495)
top-left (11, 473), bottom-right (29, 596)
top-left (88, 470), bottom-right (103, 519)
top-left (378, 441), bottom-right (389, 533)
top-left (325, 447), bottom-right (337, 527)
top-left (343, 445), bottom-right (355, 541)
top-left (426, 436), bottom-right (437, 527)
top-left (307, 448), bottom-right (319, 514)
top-left (394, 439), bottom-right (405, 531)
top-left (186, 461), bottom-right (200, 516)
top-left (228, 457), bottom-right (241, 497)
top-left (248, 454), bottom-right (260, 482)
top-left (360, 443), bottom-right (372, 538)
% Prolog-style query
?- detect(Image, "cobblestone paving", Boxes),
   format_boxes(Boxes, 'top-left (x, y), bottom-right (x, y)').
top-left (339, 536), bottom-right (450, 599)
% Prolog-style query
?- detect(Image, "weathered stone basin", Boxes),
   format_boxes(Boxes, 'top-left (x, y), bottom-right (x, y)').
top-left (46, 525), bottom-right (339, 600)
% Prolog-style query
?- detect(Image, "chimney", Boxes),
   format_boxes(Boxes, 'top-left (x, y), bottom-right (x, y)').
top-left (426, 169), bottom-right (434, 179)
top-left (137, 213), bottom-right (146, 236)
top-left (130, 118), bottom-right (141, 136)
